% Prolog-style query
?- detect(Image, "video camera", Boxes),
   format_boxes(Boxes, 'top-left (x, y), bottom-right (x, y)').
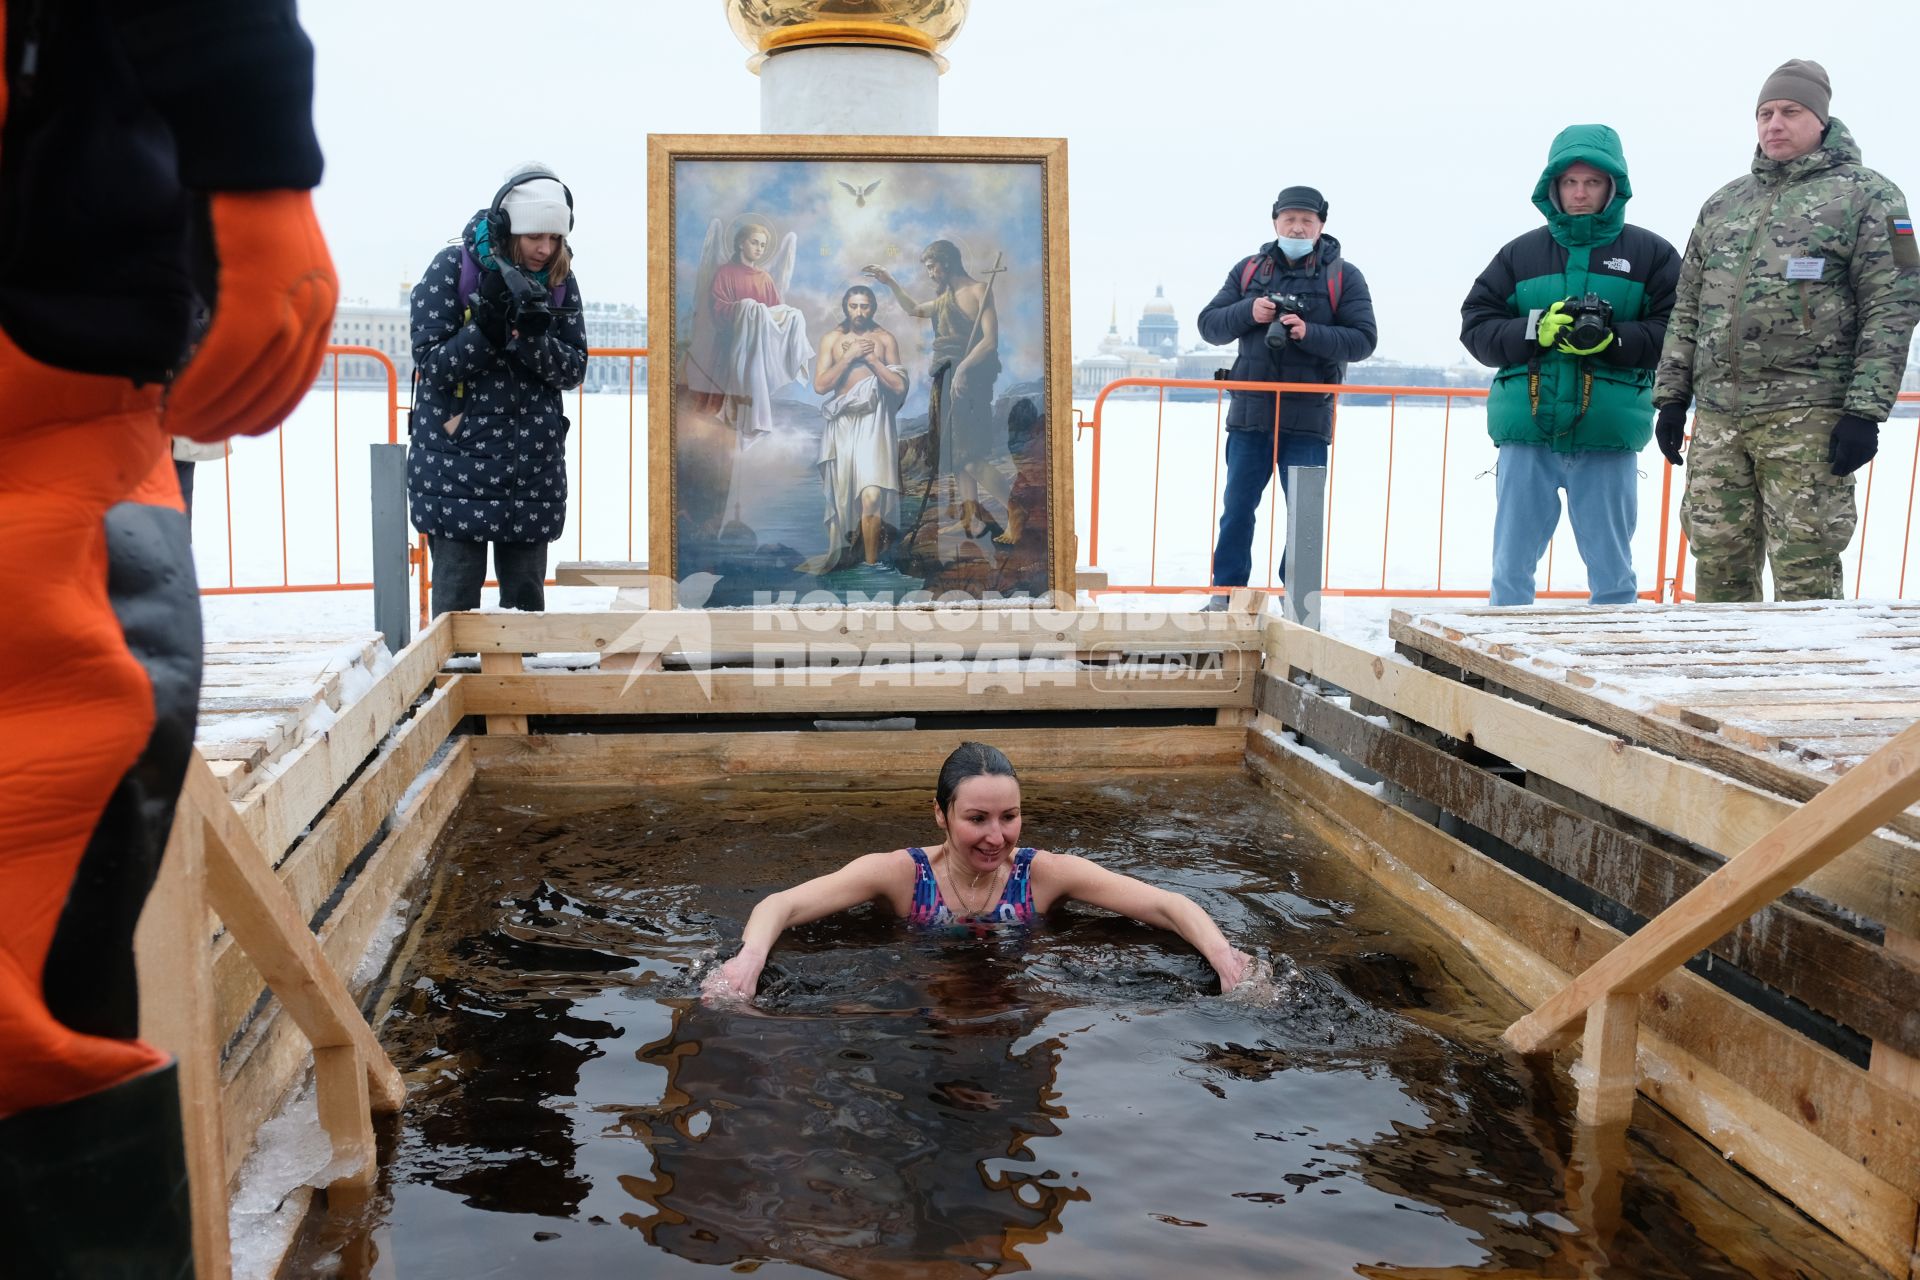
top-left (497, 258), bottom-right (554, 336)
top-left (1263, 292), bottom-right (1311, 352)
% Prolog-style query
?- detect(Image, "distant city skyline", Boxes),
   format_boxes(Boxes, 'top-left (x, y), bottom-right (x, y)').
top-left (300, 2), bottom-right (1916, 368)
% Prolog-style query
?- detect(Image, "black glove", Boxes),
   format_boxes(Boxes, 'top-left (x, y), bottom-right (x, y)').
top-left (1829, 414), bottom-right (1879, 476)
top-left (467, 270), bottom-right (511, 348)
top-left (1654, 403), bottom-right (1688, 467)
top-left (514, 299), bottom-right (554, 339)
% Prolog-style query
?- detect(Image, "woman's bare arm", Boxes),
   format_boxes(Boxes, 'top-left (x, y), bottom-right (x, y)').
top-left (1033, 852), bottom-right (1251, 991)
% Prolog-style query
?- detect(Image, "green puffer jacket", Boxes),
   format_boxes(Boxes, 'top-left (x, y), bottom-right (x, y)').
top-left (1461, 125), bottom-right (1680, 452)
top-left (1654, 119), bottom-right (1920, 420)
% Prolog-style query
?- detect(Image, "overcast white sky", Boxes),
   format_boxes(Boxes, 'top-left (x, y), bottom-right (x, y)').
top-left (303, 0), bottom-right (1919, 367)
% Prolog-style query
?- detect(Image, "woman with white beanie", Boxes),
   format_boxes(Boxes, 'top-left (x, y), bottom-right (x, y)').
top-left (406, 165), bottom-right (588, 615)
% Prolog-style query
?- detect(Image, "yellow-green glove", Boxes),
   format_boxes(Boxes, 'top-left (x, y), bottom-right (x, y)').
top-left (1555, 329), bottom-right (1615, 356)
top-left (1536, 300), bottom-right (1573, 348)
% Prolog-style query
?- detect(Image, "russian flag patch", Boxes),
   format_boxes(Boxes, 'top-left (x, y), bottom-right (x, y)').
top-left (1895, 217), bottom-right (1915, 236)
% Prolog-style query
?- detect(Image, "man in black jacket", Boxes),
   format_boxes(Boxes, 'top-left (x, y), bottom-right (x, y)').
top-left (1198, 186), bottom-right (1377, 601)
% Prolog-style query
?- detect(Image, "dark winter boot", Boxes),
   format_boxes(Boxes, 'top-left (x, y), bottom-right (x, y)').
top-left (0, 1062), bottom-right (195, 1279)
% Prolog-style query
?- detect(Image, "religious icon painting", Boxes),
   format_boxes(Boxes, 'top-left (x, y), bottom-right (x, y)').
top-left (647, 134), bottom-right (1072, 606)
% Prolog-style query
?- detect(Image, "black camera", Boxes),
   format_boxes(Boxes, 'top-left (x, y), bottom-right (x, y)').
top-left (1562, 293), bottom-right (1614, 351)
top-left (1263, 292), bottom-right (1311, 351)
top-left (498, 259), bottom-right (555, 336)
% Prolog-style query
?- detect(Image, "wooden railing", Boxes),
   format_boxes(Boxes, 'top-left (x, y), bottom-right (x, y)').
top-left (134, 617), bottom-right (464, 1279)
top-left (1502, 717), bottom-right (1920, 1123)
top-left (1250, 615), bottom-right (1920, 1277)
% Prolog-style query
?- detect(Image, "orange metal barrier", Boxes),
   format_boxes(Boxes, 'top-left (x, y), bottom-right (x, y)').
top-left (204, 356), bottom-right (1920, 622)
top-left (1077, 377), bottom-right (1920, 605)
top-left (198, 344), bottom-right (400, 598)
top-left (1657, 391), bottom-right (1920, 602)
top-left (1072, 376), bottom-right (1657, 600)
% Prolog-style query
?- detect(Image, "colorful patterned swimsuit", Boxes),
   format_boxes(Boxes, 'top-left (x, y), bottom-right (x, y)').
top-left (908, 846), bottom-right (1037, 931)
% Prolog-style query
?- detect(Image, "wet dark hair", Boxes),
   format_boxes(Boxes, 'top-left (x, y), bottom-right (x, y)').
top-left (935, 741), bottom-right (1018, 813)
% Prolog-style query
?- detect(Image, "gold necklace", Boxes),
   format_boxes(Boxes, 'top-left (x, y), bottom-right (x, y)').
top-left (940, 853), bottom-right (1001, 917)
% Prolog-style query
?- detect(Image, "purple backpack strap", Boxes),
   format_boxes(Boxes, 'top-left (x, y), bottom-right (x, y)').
top-left (457, 244), bottom-right (480, 303)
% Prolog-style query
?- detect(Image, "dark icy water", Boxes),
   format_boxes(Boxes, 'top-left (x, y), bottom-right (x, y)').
top-left (282, 771), bottom-right (1867, 1278)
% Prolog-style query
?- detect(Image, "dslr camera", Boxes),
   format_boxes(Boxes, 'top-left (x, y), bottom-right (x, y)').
top-left (1263, 292), bottom-right (1311, 352)
top-left (1561, 293), bottom-right (1613, 351)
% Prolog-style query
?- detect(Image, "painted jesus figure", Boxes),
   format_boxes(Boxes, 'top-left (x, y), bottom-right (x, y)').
top-left (802, 284), bottom-right (909, 573)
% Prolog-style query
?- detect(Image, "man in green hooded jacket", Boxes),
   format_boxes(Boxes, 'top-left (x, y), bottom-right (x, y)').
top-left (1654, 59), bottom-right (1920, 602)
top-left (1462, 124), bottom-right (1680, 605)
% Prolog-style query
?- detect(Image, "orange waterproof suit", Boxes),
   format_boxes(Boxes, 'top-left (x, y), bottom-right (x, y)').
top-left (0, 1), bottom-right (335, 1272)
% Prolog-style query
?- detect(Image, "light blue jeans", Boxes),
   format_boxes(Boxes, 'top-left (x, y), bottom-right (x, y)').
top-left (1491, 443), bottom-right (1639, 606)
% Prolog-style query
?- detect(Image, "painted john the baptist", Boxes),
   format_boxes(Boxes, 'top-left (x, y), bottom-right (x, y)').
top-left (650, 135), bottom-right (1071, 606)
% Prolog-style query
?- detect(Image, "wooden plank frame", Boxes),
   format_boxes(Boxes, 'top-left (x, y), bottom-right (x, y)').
top-left (471, 724), bottom-right (1247, 787)
top-left (1504, 717), bottom-right (1920, 1057)
top-left (646, 133), bottom-right (1073, 606)
top-left (1246, 729), bottom-right (1920, 1276)
top-left (1256, 676), bottom-right (1920, 1058)
top-left (1389, 608), bottom-right (1920, 848)
top-left (1267, 621), bottom-right (1919, 937)
top-left (1255, 613), bottom-right (1920, 1276)
top-left (138, 753), bottom-right (410, 1280)
top-left (451, 605), bottom-right (1259, 659)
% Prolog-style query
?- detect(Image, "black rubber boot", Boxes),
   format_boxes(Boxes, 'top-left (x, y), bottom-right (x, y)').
top-left (0, 1062), bottom-right (195, 1279)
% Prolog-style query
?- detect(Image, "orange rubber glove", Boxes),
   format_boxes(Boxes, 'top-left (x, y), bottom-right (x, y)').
top-left (164, 189), bottom-right (338, 443)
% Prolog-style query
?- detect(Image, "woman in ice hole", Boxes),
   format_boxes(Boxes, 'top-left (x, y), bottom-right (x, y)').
top-left (704, 741), bottom-right (1254, 998)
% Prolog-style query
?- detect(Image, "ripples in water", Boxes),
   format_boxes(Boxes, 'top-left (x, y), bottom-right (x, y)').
top-left (283, 773), bottom-right (1871, 1279)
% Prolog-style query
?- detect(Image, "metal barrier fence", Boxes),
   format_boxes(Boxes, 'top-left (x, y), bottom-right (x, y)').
top-left (195, 344), bottom-right (400, 599)
top-left (198, 352), bottom-right (1920, 619)
top-left (1077, 377), bottom-right (1920, 604)
top-left (1662, 391), bottom-right (1920, 601)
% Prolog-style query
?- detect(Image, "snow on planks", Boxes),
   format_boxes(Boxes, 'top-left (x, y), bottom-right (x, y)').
top-left (193, 634), bottom-right (388, 797)
top-left (1390, 601), bottom-right (1920, 786)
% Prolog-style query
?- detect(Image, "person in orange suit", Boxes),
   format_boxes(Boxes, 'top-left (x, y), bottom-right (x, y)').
top-left (0, 2), bottom-right (336, 1273)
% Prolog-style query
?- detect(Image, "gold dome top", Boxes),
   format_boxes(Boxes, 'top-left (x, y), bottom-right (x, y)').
top-left (725, 0), bottom-right (970, 71)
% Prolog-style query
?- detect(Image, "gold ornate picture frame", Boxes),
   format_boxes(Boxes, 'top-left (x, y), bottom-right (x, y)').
top-left (647, 133), bottom-right (1072, 606)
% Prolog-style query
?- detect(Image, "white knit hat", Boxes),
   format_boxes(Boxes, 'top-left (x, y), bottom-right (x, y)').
top-left (499, 171), bottom-right (570, 236)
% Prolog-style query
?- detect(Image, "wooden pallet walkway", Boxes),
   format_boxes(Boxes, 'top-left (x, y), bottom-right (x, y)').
top-left (1390, 601), bottom-right (1920, 803)
top-left (193, 635), bottom-right (387, 798)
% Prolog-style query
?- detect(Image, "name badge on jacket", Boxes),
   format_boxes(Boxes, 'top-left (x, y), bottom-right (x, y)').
top-left (1785, 256), bottom-right (1825, 280)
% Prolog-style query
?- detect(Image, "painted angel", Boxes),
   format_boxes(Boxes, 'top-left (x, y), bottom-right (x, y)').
top-left (680, 216), bottom-right (814, 440)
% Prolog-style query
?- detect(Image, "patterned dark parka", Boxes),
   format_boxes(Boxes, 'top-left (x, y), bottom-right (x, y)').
top-left (407, 211), bottom-right (587, 543)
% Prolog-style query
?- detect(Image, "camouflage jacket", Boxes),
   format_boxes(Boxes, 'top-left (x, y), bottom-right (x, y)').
top-left (1654, 119), bottom-right (1920, 421)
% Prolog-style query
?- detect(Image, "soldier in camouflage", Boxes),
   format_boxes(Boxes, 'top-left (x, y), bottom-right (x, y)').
top-left (1654, 59), bottom-right (1920, 601)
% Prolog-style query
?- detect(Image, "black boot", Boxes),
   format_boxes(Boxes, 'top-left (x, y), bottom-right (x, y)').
top-left (0, 1062), bottom-right (195, 1279)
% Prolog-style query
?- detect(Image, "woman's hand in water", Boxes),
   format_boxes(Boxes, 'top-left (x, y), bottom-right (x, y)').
top-left (703, 949), bottom-right (765, 1003)
top-left (1214, 948), bottom-right (1256, 994)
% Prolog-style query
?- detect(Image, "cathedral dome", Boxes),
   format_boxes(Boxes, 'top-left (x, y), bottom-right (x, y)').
top-left (1141, 284), bottom-right (1176, 316)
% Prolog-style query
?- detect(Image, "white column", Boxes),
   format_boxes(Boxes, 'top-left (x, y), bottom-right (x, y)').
top-left (760, 45), bottom-right (938, 135)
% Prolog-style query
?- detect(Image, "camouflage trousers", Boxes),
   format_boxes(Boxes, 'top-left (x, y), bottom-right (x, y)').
top-left (1679, 406), bottom-right (1857, 602)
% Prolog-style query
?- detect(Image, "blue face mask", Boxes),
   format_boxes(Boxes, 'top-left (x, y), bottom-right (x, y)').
top-left (1277, 235), bottom-right (1317, 261)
